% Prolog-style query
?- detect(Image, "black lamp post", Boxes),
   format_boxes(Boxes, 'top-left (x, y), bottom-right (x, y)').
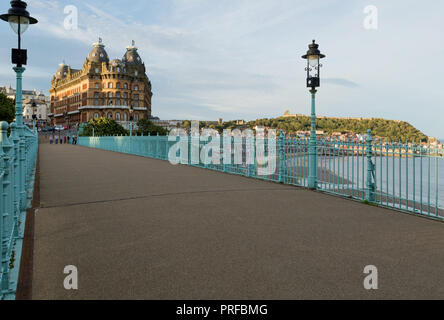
top-left (31, 101), bottom-right (37, 132)
top-left (129, 106), bottom-right (134, 137)
top-left (1, 1), bottom-right (38, 134)
top-left (302, 40), bottom-right (326, 189)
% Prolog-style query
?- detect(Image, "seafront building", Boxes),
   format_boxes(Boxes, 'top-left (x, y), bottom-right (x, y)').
top-left (48, 39), bottom-right (153, 129)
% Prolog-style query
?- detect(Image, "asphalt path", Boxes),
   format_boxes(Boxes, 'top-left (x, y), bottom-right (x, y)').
top-left (32, 142), bottom-right (444, 299)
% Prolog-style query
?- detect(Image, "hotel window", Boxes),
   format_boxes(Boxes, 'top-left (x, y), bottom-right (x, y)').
top-left (135, 70), bottom-right (138, 76)
top-left (109, 92), bottom-right (113, 98)
top-left (117, 67), bottom-right (120, 72)
top-left (134, 113), bottom-right (139, 121)
top-left (134, 85), bottom-right (139, 91)
top-left (95, 68), bottom-right (99, 73)
top-left (116, 92), bottom-right (121, 98)
top-left (95, 83), bottom-right (99, 89)
top-left (124, 83), bottom-right (128, 89)
top-left (124, 92), bottom-right (128, 99)
top-left (94, 113), bottom-right (99, 119)
top-left (108, 112), bottom-right (113, 119)
top-left (109, 100), bottom-right (113, 106)
top-left (108, 83), bottom-right (113, 89)
top-left (116, 100), bottom-right (121, 106)
top-left (115, 113), bottom-right (121, 121)
top-left (123, 112), bottom-right (128, 121)
top-left (134, 94), bottom-right (139, 108)
top-left (116, 83), bottom-right (121, 89)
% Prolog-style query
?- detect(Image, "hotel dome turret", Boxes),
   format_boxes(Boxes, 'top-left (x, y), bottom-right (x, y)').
top-left (122, 41), bottom-right (143, 65)
top-left (87, 38), bottom-right (109, 64)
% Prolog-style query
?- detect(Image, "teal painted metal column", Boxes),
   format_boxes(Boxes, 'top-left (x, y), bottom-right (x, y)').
top-left (365, 129), bottom-right (376, 202)
top-left (308, 89), bottom-right (318, 189)
top-left (13, 67), bottom-right (27, 211)
top-left (279, 130), bottom-right (285, 182)
top-left (13, 67), bottom-right (25, 134)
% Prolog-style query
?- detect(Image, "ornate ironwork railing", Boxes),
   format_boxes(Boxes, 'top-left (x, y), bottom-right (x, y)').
top-left (0, 122), bottom-right (38, 300)
top-left (78, 130), bottom-right (443, 220)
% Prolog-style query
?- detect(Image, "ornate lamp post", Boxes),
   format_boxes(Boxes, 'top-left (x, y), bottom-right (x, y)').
top-left (1, 1), bottom-right (38, 134)
top-left (302, 40), bottom-right (325, 189)
top-left (31, 101), bottom-right (37, 132)
top-left (129, 106), bottom-right (134, 137)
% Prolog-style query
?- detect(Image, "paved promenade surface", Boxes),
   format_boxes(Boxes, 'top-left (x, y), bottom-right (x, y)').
top-left (32, 142), bottom-right (444, 299)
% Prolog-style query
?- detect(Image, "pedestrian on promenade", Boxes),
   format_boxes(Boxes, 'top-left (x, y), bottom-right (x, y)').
top-left (49, 134), bottom-right (53, 144)
top-left (64, 135), bottom-right (67, 144)
top-left (67, 135), bottom-right (70, 144)
top-left (55, 134), bottom-right (59, 144)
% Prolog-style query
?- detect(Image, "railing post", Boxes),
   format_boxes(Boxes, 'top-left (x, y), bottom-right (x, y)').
top-left (279, 130), bottom-right (285, 183)
top-left (0, 121), bottom-right (13, 294)
top-left (156, 132), bottom-right (160, 159)
top-left (165, 132), bottom-right (168, 161)
top-left (223, 134), bottom-right (228, 172)
top-left (365, 129), bottom-right (376, 202)
top-left (9, 124), bottom-right (20, 238)
top-left (19, 133), bottom-right (26, 212)
top-left (248, 133), bottom-right (255, 177)
top-left (0, 140), bottom-right (4, 298)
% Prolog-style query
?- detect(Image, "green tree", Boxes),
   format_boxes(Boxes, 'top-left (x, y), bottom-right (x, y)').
top-left (0, 93), bottom-right (15, 123)
top-left (80, 117), bottom-right (127, 136)
top-left (136, 118), bottom-right (167, 136)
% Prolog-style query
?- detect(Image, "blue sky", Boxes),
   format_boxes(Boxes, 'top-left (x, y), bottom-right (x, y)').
top-left (0, 0), bottom-right (443, 138)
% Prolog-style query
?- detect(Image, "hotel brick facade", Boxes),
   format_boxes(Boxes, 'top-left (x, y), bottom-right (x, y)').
top-left (49, 40), bottom-right (152, 128)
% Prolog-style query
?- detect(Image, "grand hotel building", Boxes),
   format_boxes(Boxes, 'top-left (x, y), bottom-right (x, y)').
top-left (49, 40), bottom-right (152, 128)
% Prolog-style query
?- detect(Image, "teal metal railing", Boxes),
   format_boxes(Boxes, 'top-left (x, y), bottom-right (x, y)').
top-left (78, 130), bottom-right (443, 220)
top-left (0, 121), bottom-right (38, 300)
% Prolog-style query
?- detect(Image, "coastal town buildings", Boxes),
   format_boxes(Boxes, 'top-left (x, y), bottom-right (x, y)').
top-left (0, 85), bottom-right (50, 125)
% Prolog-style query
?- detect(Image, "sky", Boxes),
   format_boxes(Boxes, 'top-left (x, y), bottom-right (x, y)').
top-left (0, 0), bottom-right (443, 138)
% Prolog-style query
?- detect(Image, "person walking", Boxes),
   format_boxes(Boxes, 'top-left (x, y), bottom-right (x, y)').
top-left (55, 134), bottom-right (59, 144)
top-left (64, 135), bottom-right (67, 144)
top-left (67, 135), bottom-right (70, 144)
top-left (49, 134), bottom-right (53, 144)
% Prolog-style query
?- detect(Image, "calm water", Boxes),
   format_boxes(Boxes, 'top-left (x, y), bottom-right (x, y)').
top-left (322, 156), bottom-right (444, 209)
